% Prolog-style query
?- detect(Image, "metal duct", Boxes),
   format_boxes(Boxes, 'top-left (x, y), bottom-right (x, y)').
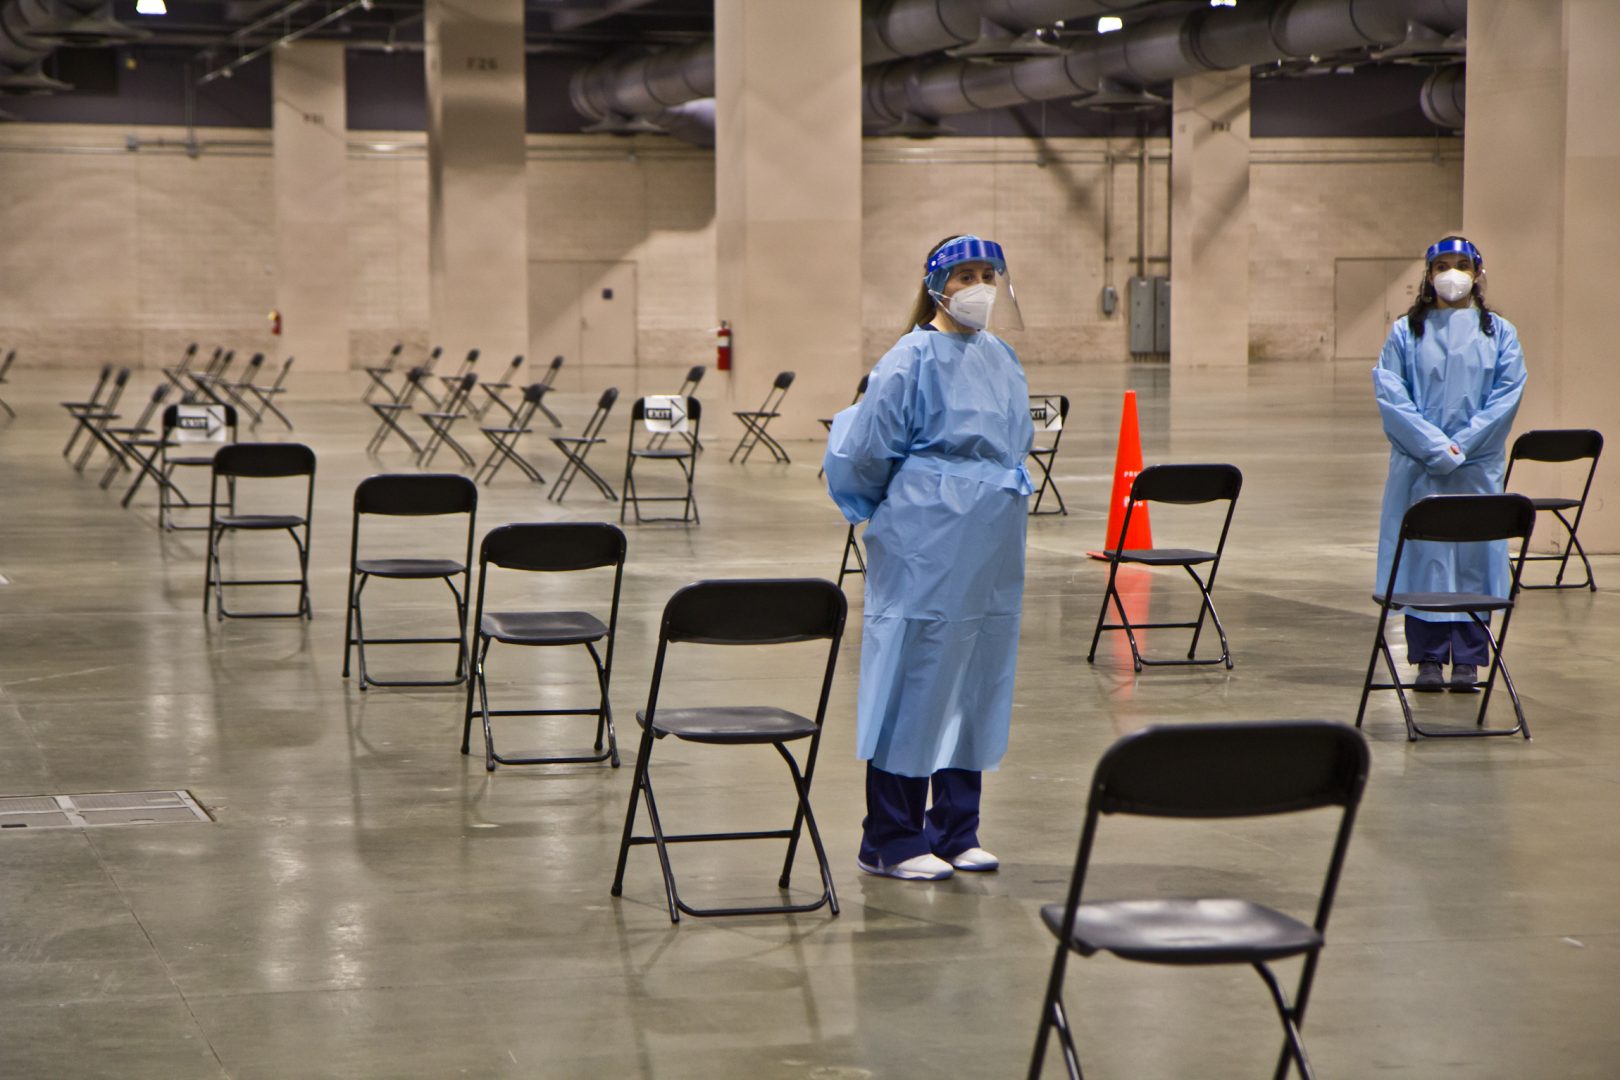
top-left (862, 0), bottom-right (1156, 65)
top-left (1419, 63), bottom-right (1464, 129)
top-left (0, 0), bottom-right (145, 91)
top-left (568, 39), bottom-right (715, 125)
top-left (865, 0), bottom-right (1415, 126)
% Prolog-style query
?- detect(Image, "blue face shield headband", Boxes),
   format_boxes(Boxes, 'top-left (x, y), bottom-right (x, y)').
top-left (924, 236), bottom-right (1008, 294)
top-left (1426, 237), bottom-right (1483, 268)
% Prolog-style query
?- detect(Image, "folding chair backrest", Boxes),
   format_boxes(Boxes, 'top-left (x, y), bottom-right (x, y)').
top-left (133, 382), bottom-right (172, 424)
top-left (0, 348), bottom-right (15, 378)
top-left (384, 343), bottom-right (403, 369)
top-left (269, 356), bottom-right (295, 389)
top-left (107, 367), bottom-right (131, 398)
top-left (425, 346), bottom-right (444, 371)
top-left (1090, 721), bottom-right (1369, 820)
top-left (214, 441), bottom-right (315, 479)
top-left (540, 355), bottom-right (565, 388)
top-left (682, 365), bottom-right (706, 394)
top-left (852, 374), bottom-right (869, 402)
top-left (355, 473), bottom-right (477, 516)
top-left (1131, 463), bottom-right (1241, 505)
top-left (1400, 493), bottom-right (1536, 545)
top-left (82, 364), bottom-right (112, 403)
top-left (174, 343), bottom-right (197, 372)
top-left (1509, 428), bottom-right (1602, 465)
top-left (660, 578), bottom-right (847, 646)
top-left (482, 521), bottom-right (627, 573)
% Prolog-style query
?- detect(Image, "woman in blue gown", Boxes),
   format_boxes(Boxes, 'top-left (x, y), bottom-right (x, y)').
top-left (1373, 236), bottom-right (1527, 692)
top-left (824, 235), bottom-right (1034, 881)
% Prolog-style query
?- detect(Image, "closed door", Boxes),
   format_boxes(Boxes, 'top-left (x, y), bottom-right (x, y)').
top-left (528, 260), bottom-right (637, 392)
top-left (1334, 258), bottom-right (1424, 360)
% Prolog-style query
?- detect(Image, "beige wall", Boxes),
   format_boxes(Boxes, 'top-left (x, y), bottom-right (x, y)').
top-left (0, 125), bottom-right (1461, 376)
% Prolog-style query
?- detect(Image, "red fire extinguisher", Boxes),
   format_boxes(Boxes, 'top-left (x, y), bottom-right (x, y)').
top-left (268, 308), bottom-right (282, 337)
top-left (716, 320), bottom-right (731, 372)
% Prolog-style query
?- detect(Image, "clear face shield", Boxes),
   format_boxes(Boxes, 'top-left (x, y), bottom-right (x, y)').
top-left (925, 237), bottom-right (1024, 333)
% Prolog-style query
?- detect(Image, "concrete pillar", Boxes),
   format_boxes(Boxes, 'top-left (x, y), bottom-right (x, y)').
top-left (272, 42), bottom-right (349, 373)
top-left (1464, 0), bottom-right (1620, 550)
top-left (1169, 68), bottom-right (1250, 368)
top-left (424, 0), bottom-right (528, 363)
top-left (714, 0), bottom-right (863, 440)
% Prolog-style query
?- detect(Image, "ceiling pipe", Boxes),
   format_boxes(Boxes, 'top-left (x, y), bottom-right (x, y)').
top-left (0, 0), bottom-right (146, 93)
top-left (1419, 62), bottom-right (1463, 128)
top-left (861, 0), bottom-right (1156, 65)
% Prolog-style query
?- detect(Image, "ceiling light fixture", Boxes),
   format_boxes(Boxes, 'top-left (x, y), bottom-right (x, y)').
top-left (1097, 16), bottom-right (1122, 33)
top-left (135, 0), bottom-right (166, 14)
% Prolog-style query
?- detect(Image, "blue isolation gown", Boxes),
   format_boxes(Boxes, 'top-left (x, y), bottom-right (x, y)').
top-left (1372, 308), bottom-right (1527, 619)
top-left (824, 326), bottom-right (1035, 778)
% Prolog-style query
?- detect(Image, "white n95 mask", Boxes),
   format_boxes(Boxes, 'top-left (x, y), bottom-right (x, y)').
top-left (946, 283), bottom-right (996, 330)
top-left (1433, 269), bottom-right (1474, 303)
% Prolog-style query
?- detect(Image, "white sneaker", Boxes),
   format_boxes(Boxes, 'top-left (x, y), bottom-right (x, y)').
top-left (948, 847), bottom-right (999, 872)
top-left (857, 852), bottom-right (955, 880)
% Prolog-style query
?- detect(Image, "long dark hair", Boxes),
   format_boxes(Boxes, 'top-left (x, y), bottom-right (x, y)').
top-left (904, 235), bottom-right (962, 331)
top-left (1405, 234), bottom-right (1498, 339)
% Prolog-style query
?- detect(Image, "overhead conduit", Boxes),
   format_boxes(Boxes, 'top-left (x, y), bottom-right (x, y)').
top-left (0, 0), bottom-right (145, 92)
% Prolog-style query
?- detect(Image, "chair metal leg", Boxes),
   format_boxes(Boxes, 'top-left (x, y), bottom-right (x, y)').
top-left (1255, 961), bottom-right (1315, 1080)
top-left (610, 726), bottom-right (657, 901)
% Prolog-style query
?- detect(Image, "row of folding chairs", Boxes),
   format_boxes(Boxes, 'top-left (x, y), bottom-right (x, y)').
top-left (164, 344), bottom-right (295, 429)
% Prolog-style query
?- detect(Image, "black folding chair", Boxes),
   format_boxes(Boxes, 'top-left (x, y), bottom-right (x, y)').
top-left (550, 387), bottom-right (620, 503)
top-left (242, 355), bottom-right (294, 431)
top-left (0, 348), bottom-right (17, 419)
top-left (93, 382), bottom-right (172, 488)
top-left (123, 403), bottom-right (239, 530)
top-left (160, 343), bottom-right (201, 400)
top-left (816, 373), bottom-right (867, 479)
top-left (648, 364), bottom-right (705, 452)
top-left (214, 352), bottom-right (265, 415)
top-left (436, 347), bottom-right (478, 399)
top-left (343, 474), bottom-right (477, 690)
top-left (836, 524), bottom-right (865, 587)
top-left (474, 354), bottom-right (525, 422)
top-left (1029, 721), bottom-right (1370, 1080)
top-left (367, 366), bottom-right (429, 456)
top-left (203, 442), bottom-right (316, 620)
top-left (1028, 393), bottom-right (1070, 516)
top-left (622, 396), bottom-right (701, 524)
top-left (418, 372), bottom-right (479, 468)
top-left (62, 365), bottom-right (126, 461)
top-left (461, 522), bottom-right (627, 771)
top-left (72, 373), bottom-right (152, 474)
top-left (474, 382), bottom-right (548, 486)
top-left (1088, 464), bottom-right (1243, 672)
top-left (532, 354), bottom-right (565, 427)
top-left (1355, 493), bottom-right (1536, 741)
top-left (730, 370), bottom-right (795, 464)
top-left (188, 349), bottom-right (237, 408)
top-left (610, 578), bottom-right (847, 923)
top-left (1504, 429), bottom-right (1603, 591)
top-left (362, 343), bottom-right (405, 403)
top-left (176, 347), bottom-right (226, 404)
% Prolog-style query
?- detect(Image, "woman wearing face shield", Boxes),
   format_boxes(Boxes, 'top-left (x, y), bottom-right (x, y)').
top-left (1373, 235), bottom-right (1527, 692)
top-left (823, 235), bottom-right (1035, 881)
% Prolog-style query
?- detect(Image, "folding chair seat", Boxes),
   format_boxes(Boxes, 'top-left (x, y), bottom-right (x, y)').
top-left (94, 382), bottom-right (172, 489)
top-left (611, 578), bottom-right (847, 923)
top-left (461, 522), bottom-right (627, 770)
top-left (1503, 429), bottom-right (1603, 591)
top-left (474, 382), bottom-right (547, 485)
top-left (188, 349), bottom-right (237, 407)
top-left (729, 370), bottom-right (795, 464)
top-left (1087, 463), bottom-right (1242, 673)
top-left (242, 355), bottom-right (294, 431)
top-left (473, 354), bottom-right (525, 422)
top-left (203, 442), bottom-right (316, 620)
top-left (367, 366), bottom-right (429, 456)
top-left (648, 364), bottom-right (705, 453)
top-left (1029, 721), bottom-right (1370, 1080)
top-left (816, 374), bottom-right (867, 479)
top-left (549, 387), bottom-right (619, 503)
top-left (362, 343), bottom-right (405, 403)
top-left (1355, 493), bottom-right (1536, 741)
top-left (121, 403), bottom-right (239, 529)
top-left (0, 348), bottom-right (19, 420)
top-left (1027, 393), bottom-right (1070, 516)
top-left (344, 474), bottom-right (477, 690)
top-left (61, 365), bottom-right (124, 460)
top-left (418, 372), bottom-right (479, 468)
top-left (621, 395), bottom-right (701, 524)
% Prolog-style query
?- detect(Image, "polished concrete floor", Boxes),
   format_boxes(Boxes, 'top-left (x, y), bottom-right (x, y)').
top-left (1, 363), bottom-right (1616, 1079)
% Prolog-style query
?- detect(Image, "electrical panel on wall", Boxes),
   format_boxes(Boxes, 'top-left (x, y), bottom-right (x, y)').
top-left (1128, 276), bottom-right (1170, 357)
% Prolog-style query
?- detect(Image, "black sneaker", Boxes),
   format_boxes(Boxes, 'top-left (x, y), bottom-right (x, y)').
top-left (1414, 660), bottom-right (1445, 692)
top-left (1450, 663), bottom-right (1479, 693)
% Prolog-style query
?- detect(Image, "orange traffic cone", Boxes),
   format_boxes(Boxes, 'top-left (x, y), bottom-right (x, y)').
top-left (1087, 390), bottom-right (1152, 560)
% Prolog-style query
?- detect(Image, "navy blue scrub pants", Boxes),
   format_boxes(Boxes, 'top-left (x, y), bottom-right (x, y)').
top-left (1405, 615), bottom-right (1490, 665)
top-left (860, 764), bottom-right (981, 866)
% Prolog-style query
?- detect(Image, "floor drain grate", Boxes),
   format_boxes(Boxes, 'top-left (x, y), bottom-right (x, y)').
top-left (0, 790), bottom-right (210, 831)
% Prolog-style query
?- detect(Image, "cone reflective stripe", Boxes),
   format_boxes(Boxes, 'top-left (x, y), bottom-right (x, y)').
top-left (1087, 390), bottom-right (1152, 560)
